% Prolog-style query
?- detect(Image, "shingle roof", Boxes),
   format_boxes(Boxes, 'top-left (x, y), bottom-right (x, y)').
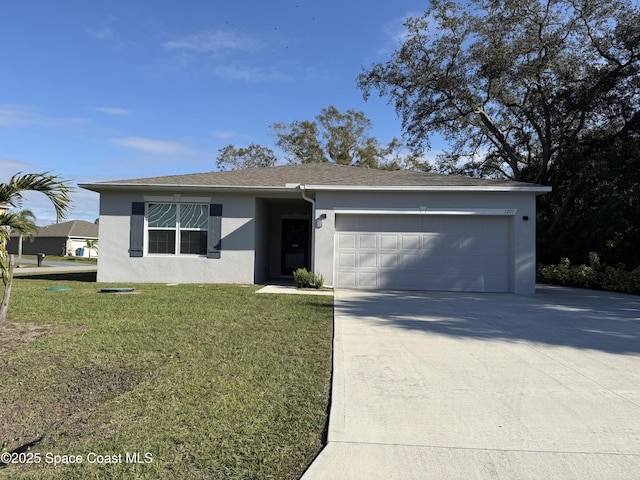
top-left (83, 163), bottom-right (545, 190)
top-left (36, 220), bottom-right (98, 238)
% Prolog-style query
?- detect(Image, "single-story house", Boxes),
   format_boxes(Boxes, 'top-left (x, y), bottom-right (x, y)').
top-left (80, 163), bottom-right (551, 294)
top-left (8, 220), bottom-right (99, 257)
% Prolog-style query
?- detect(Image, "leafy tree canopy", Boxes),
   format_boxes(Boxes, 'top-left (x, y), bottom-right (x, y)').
top-left (358, 0), bottom-right (640, 182)
top-left (216, 144), bottom-right (279, 171)
top-left (538, 134), bottom-right (640, 268)
top-left (216, 106), bottom-right (426, 171)
top-left (272, 106), bottom-right (412, 169)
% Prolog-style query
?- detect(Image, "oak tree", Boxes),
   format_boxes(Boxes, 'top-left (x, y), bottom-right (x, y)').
top-left (216, 144), bottom-right (278, 171)
top-left (358, 0), bottom-right (640, 183)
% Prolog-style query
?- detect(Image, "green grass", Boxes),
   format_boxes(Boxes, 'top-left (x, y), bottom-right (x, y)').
top-left (0, 275), bottom-right (333, 479)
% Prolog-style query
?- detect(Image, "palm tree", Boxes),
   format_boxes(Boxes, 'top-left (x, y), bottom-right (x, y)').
top-left (85, 239), bottom-right (98, 259)
top-left (14, 209), bottom-right (37, 258)
top-left (1, 173), bottom-right (72, 323)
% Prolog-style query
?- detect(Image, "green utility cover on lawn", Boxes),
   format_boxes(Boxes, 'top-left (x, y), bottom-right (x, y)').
top-left (46, 286), bottom-right (71, 291)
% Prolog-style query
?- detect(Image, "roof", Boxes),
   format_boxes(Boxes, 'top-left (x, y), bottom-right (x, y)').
top-left (80, 163), bottom-right (551, 193)
top-left (35, 220), bottom-right (99, 239)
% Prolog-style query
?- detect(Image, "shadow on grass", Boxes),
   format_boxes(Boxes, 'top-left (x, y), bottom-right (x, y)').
top-left (15, 272), bottom-right (97, 283)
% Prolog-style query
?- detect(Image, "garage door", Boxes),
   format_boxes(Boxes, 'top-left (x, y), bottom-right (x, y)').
top-left (335, 214), bottom-right (510, 292)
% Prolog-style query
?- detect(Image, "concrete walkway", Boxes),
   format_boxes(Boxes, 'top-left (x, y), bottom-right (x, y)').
top-left (13, 265), bottom-right (97, 276)
top-left (255, 284), bottom-right (333, 296)
top-left (302, 286), bottom-right (640, 479)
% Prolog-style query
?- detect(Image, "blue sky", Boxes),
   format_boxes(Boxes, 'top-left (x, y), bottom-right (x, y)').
top-left (0, 0), bottom-right (431, 225)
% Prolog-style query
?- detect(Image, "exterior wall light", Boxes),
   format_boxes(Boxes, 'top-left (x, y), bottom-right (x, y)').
top-left (316, 213), bottom-right (327, 228)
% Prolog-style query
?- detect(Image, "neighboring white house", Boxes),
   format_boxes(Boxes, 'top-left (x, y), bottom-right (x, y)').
top-left (80, 163), bottom-right (551, 294)
top-left (8, 220), bottom-right (99, 258)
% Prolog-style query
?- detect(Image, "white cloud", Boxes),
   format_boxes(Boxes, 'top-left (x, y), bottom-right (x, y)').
top-left (111, 137), bottom-right (189, 155)
top-left (164, 30), bottom-right (262, 54)
top-left (85, 27), bottom-right (127, 48)
top-left (0, 104), bottom-right (89, 127)
top-left (211, 130), bottom-right (236, 139)
top-left (0, 158), bottom-right (37, 180)
top-left (0, 105), bottom-right (36, 126)
top-left (382, 14), bottom-right (413, 44)
top-left (68, 183), bottom-right (100, 224)
top-left (86, 27), bottom-right (116, 41)
top-left (377, 11), bottom-right (424, 57)
top-left (215, 63), bottom-right (291, 83)
top-left (95, 107), bottom-right (130, 116)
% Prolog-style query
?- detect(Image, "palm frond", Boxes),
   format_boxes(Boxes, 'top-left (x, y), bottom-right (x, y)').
top-left (0, 212), bottom-right (38, 236)
top-left (0, 172), bottom-right (72, 221)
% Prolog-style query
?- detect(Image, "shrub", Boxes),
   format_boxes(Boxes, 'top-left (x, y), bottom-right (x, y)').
top-left (293, 268), bottom-right (324, 289)
top-left (537, 252), bottom-right (640, 295)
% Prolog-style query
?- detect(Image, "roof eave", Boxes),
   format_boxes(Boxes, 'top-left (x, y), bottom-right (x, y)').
top-left (305, 184), bottom-right (553, 193)
top-left (78, 183), bottom-right (303, 194)
top-left (79, 182), bottom-right (552, 194)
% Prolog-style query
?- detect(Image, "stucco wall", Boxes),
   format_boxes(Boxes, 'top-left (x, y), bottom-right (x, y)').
top-left (254, 198), bottom-right (270, 284)
top-left (313, 190), bottom-right (538, 294)
top-left (97, 191), bottom-right (256, 283)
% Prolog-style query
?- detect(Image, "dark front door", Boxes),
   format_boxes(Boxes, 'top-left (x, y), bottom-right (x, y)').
top-left (281, 219), bottom-right (310, 275)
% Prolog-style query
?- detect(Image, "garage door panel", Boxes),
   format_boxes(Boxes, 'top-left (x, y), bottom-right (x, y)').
top-left (359, 234), bottom-right (377, 248)
top-left (463, 255), bottom-right (488, 273)
top-left (483, 253), bottom-right (509, 274)
top-left (380, 253), bottom-right (399, 268)
top-left (337, 271), bottom-right (356, 287)
top-left (380, 235), bottom-right (399, 249)
top-left (401, 235), bottom-right (421, 249)
top-left (358, 252), bottom-right (378, 268)
top-left (421, 233), bottom-right (443, 250)
top-left (400, 253), bottom-right (422, 269)
top-left (337, 233), bottom-right (356, 249)
top-left (337, 252), bottom-right (356, 268)
top-left (445, 255), bottom-right (470, 272)
top-left (358, 272), bottom-right (378, 287)
top-left (335, 215), bottom-right (510, 292)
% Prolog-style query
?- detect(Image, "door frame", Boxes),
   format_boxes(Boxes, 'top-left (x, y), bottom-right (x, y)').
top-left (280, 218), bottom-right (311, 276)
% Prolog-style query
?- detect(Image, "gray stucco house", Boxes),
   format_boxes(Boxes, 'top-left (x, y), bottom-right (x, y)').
top-left (80, 163), bottom-right (550, 294)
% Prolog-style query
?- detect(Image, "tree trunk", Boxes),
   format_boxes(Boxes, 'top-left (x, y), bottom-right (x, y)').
top-left (18, 234), bottom-right (23, 258)
top-left (0, 255), bottom-right (15, 323)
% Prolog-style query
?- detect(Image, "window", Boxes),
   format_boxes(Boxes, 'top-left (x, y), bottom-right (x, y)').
top-left (147, 203), bottom-right (208, 255)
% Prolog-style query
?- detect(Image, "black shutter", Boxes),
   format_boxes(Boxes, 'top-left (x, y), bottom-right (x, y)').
top-left (130, 202), bottom-right (145, 257)
top-left (207, 204), bottom-right (222, 259)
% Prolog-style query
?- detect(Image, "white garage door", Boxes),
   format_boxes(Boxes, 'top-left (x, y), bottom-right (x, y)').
top-left (335, 214), bottom-right (510, 292)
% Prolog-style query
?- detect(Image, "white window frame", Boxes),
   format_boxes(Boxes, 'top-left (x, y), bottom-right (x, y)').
top-left (146, 202), bottom-right (209, 256)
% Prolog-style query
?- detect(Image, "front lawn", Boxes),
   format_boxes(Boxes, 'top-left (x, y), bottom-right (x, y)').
top-left (0, 275), bottom-right (333, 479)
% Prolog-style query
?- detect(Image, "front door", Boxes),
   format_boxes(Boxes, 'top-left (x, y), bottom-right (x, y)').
top-left (281, 219), bottom-right (310, 275)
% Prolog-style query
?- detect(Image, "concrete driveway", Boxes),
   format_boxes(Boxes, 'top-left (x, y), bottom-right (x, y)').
top-left (302, 285), bottom-right (640, 479)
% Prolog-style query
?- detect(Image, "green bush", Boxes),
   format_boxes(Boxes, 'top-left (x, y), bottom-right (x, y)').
top-left (537, 252), bottom-right (640, 294)
top-left (293, 268), bottom-right (324, 289)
